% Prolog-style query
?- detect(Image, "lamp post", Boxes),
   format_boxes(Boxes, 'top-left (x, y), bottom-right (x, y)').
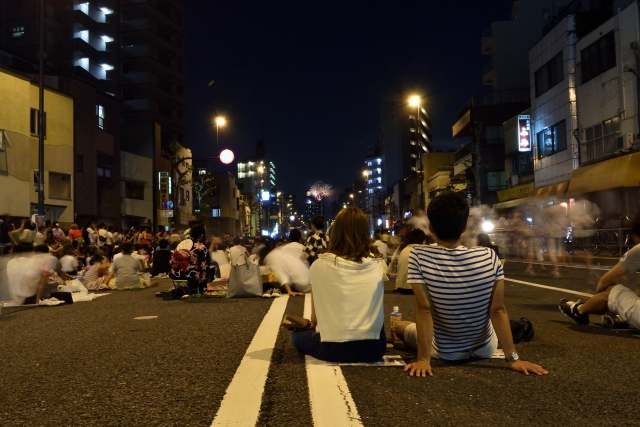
top-left (214, 116), bottom-right (226, 150)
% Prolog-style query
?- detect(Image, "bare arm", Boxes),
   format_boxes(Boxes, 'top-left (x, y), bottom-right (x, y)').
top-left (596, 264), bottom-right (630, 293)
top-left (404, 282), bottom-right (434, 377)
top-left (310, 294), bottom-right (317, 327)
top-left (489, 279), bottom-right (548, 376)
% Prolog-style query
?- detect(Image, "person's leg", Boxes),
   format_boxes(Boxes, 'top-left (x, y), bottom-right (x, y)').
top-left (606, 284), bottom-right (640, 329)
top-left (578, 288), bottom-right (613, 315)
top-left (291, 328), bottom-right (387, 363)
top-left (396, 321), bottom-right (418, 350)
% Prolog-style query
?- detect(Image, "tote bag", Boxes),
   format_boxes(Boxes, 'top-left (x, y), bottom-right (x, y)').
top-left (227, 254), bottom-right (262, 298)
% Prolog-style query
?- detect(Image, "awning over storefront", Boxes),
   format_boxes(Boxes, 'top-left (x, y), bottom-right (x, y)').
top-left (567, 152), bottom-right (640, 195)
top-left (528, 181), bottom-right (569, 199)
top-left (493, 197), bottom-right (528, 209)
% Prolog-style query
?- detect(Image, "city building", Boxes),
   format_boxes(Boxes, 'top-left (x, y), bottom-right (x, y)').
top-left (0, 66), bottom-right (74, 224)
top-left (567, 0), bottom-right (640, 217)
top-left (379, 94), bottom-right (432, 191)
top-left (199, 172), bottom-right (243, 236)
top-left (481, 0), bottom-right (560, 90)
top-left (420, 151), bottom-right (458, 205)
top-left (301, 198), bottom-right (324, 224)
top-left (0, 0), bottom-right (120, 94)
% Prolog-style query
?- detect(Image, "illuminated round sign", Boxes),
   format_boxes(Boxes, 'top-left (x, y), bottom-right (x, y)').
top-left (220, 149), bottom-right (234, 164)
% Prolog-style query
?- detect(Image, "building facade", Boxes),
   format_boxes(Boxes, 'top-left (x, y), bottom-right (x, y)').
top-left (0, 66), bottom-right (74, 224)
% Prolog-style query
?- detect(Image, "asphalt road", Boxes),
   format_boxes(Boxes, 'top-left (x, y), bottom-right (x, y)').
top-left (1, 261), bottom-right (639, 426)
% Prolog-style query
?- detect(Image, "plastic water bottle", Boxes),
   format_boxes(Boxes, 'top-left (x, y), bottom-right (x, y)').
top-left (390, 306), bottom-right (402, 339)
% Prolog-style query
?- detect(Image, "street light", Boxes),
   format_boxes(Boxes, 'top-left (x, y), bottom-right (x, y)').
top-left (408, 95), bottom-right (420, 107)
top-left (214, 116), bottom-right (226, 150)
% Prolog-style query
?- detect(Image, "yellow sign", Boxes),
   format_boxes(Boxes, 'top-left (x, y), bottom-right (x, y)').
top-left (497, 182), bottom-right (534, 202)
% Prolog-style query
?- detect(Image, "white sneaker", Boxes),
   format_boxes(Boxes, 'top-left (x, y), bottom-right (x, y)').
top-left (270, 288), bottom-right (282, 298)
top-left (39, 297), bottom-right (64, 306)
top-left (262, 288), bottom-right (273, 298)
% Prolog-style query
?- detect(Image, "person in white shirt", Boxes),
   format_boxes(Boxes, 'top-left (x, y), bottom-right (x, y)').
top-left (261, 245), bottom-right (310, 296)
top-left (372, 233), bottom-right (389, 263)
top-left (229, 236), bottom-right (250, 265)
top-left (394, 228), bottom-right (426, 292)
top-left (281, 229), bottom-right (306, 260)
top-left (281, 207), bottom-right (387, 363)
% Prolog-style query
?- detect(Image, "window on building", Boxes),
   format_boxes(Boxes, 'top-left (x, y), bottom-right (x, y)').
top-left (484, 125), bottom-right (504, 145)
top-left (48, 172), bottom-right (71, 199)
top-left (0, 130), bottom-right (8, 175)
top-left (536, 120), bottom-right (567, 158)
top-left (212, 208), bottom-right (221, 217)
top-left (76, 154), bottom-right (83, 173)
top-left (30, 108), bottom-right (46, 137)
top-left (580, 31), bottom-right (616, 84)
top-left (97, 105), bottom-right (105, 129)
top-left (124, 181), bottom-right (145, 200)
top-left (584, 116), bottom-right (621, 161)
top-left (186, 190), bottom-right (190, 201)
top-left (534, 52), bottom-right (564, 97)
top-left (486, 171), bottom-right (506, 191)
top-left (97, 166), bottom-right (112, 179)
top-left (12, 26), bottom-right (25, 37)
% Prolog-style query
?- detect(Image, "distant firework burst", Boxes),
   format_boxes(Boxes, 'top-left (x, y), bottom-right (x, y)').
top-left (307, 181), bottom-right (333, 201)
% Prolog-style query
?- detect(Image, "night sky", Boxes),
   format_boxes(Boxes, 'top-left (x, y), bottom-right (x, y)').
top-left (185, 0), bottom-right (514, 202)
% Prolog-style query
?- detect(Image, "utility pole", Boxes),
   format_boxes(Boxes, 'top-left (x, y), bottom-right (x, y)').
top-left (37, 0), bottom-right (45, 215)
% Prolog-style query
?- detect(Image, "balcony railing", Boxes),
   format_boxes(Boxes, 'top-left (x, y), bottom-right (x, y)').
top-left (585, 135), bottom-right (621, 162)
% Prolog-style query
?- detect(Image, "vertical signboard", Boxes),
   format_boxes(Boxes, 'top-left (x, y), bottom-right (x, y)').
top-left (518, 115), bottom-right (531, 152)
top-left (159, 172), bottom-right (169, 207)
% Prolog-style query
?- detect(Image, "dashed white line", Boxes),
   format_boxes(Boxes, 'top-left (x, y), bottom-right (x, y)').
top-left (210, 295), bottom-right (289, 427)
top-left (505, 277), bottom-right (593, 297)
top-left (303, 295), bottom-right (364, 427)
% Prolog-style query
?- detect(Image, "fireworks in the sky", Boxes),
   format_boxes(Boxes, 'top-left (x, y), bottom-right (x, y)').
top-left (307, 181), bottom-right (333, 201)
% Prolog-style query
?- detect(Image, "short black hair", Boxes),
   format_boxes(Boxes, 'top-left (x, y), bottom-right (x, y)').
top-left (158, 239), bottom-right (169, 249)
top-left (405, 228), bottom-right (426, 245)
top-left (288, 229), bottom-right (302, 243)
top-left (312, 215), bottom-right (324, 231)
top-left (233, 236), bottom-right (241, 245)
top-left (121, 242), bottom-right (133, 255)
top-left (427, 192), bottom-right (469, 241)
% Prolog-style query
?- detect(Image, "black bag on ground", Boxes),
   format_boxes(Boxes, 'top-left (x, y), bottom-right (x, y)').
top-left (510, 317), bottom-right (534, 344)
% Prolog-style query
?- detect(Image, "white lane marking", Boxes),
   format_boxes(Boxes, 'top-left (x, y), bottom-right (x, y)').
top-left (211, 295), bottom-right (289, 427)
top-left (505, 277), bottom-right (593, 297)
top-left (303, 295), bottom-right (364, 427)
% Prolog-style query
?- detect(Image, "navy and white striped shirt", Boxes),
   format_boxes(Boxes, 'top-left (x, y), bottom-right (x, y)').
top-left (407, 244), bottom-right (504, 355)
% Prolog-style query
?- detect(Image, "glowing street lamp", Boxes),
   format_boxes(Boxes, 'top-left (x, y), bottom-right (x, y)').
top-left (214, 116), bottom-right (226, 149)
top-left (408, 95), bottom-right (420, 107)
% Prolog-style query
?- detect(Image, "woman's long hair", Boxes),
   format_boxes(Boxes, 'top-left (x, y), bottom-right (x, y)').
top-left (328, 207), bottom-right (370, 263)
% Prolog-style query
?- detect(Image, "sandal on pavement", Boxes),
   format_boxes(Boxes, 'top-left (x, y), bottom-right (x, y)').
top-left (281, 314), bottom-right (312, 331)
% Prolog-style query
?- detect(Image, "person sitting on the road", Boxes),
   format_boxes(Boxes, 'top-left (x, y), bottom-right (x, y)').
top-left (113, 243), bottom-right (151, 289)
top-left (303, 215), bottom-right (329, 265)
top-left (559, 213), bottom-right (640, 329)
top-left (150, 239), bottom-right (172, 277)
top-left (260, 243), bottom-right (310, 297)
top-left (230, 236), bottom-right (250, 266)
top-left (372, 233), bottom-right (389, 264)
top-left (393, 228), bottom-right (426, 293)
top-left (399, 192), bottom-right (548, 377)
top-left (281, 207), bottom-right (387, 363)
top-left (6, 245), bottom-right (62, 305)
top-left (282, 229), bottom-right (306, 259)
top-left (169, 223), bottom-right (209, 294)
top-left (209, 240), bottom-right (230, 280)
top-left (80, 254), bottom-right (114, 291)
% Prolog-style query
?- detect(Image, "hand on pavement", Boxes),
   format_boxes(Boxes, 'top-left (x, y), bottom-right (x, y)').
top-left (404, 360), bottom-right (433, 377)
top-left (288, 291), bottom-right (305, 296)
top-left (509, 360), bottom-right (548, 376)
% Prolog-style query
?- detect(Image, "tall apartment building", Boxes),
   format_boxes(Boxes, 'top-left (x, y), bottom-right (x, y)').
top-left (379, 95), bottom-right (432, 190)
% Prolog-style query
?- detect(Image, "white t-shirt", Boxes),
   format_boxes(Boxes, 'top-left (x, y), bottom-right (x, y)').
top-left (281, 242), bottom-right (305, 259)
top-left (395, 243), bottom-right (420, 289)
top-left (619, 244), bottom-right (640, 273)
top-left (60, 255), bottom-right (79, 272)
top-left (87, 228), bottom-right (96, 245)
top-left (265, 247), bottom-right (310, 291)
top-left (310, 253), bottom-right (385, 342)
top-left (230, 245), bottom-right (248, 265)
top-left (372, 240), bottom-right (389, 260)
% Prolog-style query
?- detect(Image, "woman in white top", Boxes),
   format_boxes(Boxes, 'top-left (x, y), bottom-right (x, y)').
top-left (209, 240), bottom-right (231, 280)
top-left (282, 207), bottom-right (387, 363)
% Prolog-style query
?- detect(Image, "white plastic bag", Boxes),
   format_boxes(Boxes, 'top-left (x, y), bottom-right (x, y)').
top-left (58, 279), bottom-right (96, 302)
